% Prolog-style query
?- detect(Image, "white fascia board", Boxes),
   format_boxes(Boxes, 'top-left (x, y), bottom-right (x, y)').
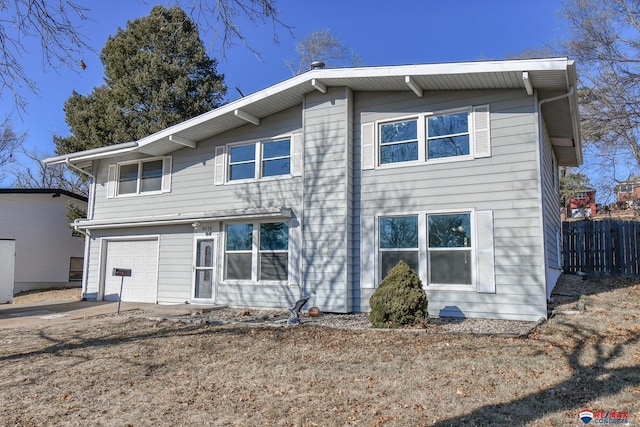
top-left (43, 141), bottom-right (139, 165)
top-left (134, 58), bottom-right (572, 148)
top-left (307, 57), bottom-right (572, 80)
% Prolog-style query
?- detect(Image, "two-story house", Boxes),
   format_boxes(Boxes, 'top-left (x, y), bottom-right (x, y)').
top-left (44, 58), bottom-right (581, 321)
top-left (615, 175), bottom-right (640, 205)
top-left (569, 188), bottom-right (597, 218)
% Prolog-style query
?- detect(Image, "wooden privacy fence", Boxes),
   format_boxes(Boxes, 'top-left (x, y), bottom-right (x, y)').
top-left (563, 220), bottom-right (640, 276)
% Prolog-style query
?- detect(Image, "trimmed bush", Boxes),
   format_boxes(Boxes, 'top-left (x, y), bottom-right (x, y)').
top-left (368, 260), bottom-right (427, 328)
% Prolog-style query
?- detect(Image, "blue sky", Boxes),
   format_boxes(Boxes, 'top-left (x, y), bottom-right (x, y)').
top-left (1, 0), bottom-right (568, 181)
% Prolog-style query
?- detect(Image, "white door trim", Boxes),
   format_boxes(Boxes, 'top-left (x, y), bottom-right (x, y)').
top-left (191, 233), bottom-right (217, 303)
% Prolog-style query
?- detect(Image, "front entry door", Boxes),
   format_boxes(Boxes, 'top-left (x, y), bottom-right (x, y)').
top-left (193, 238), bottom-right (215, 301)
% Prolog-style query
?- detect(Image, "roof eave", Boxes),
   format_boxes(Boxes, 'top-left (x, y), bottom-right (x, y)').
top-left (43, 141), bottom-right (139, 165)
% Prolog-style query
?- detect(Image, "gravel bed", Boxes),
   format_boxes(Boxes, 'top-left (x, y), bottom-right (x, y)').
top-left (155, 307), bottom-right (540, 337)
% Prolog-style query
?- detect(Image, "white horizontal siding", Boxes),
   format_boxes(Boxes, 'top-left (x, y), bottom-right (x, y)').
top-left (0, 194), bottom-right (86, 290)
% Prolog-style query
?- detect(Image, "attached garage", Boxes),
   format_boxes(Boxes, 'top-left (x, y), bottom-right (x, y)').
top-left (102, 238), bottom-right (159, 303)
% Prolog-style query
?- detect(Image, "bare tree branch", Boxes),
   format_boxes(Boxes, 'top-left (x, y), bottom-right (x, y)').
top-left (0, 0), bottom-right (91, 111)
top-left (0, 0), bottom-right (291, 111)
top-left (284, 29), bottom-right (362, 76)
top-left (0, 117), bottom-right (22, 170)
top-left (563, 0), bottom-right (640, 194)
top-left (11, 145), bottom-right (89, 196)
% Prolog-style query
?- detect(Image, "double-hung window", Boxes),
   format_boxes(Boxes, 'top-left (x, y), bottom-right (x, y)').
top-left (379, 119), bottom-right (419, 164)
top-left (228, 139), bottom-right (291, 181)
top-left (110, 157), bottom-right (170, 197)
top-left (228, 144), bottom-right (256, 181)
top-left (224, 221), bottom-right (289, 282)
top-left (225, 223), bottom-right (253, 280)
top-left (427, 112), bottom-right (470, 159)
top-left (262, 139), bottom-right (291, 177)
top-left (427, 213), bottom-right (472, 285)
top-left (259, 223), bottom-right (289, 280)
top-left (379, 215), bottom-right (419, 278)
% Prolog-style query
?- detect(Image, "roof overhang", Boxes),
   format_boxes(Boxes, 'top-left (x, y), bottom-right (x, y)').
top-left (44, 57), bottom-right (581, 167)
top-left (73, 207), bottom-right (291, 230)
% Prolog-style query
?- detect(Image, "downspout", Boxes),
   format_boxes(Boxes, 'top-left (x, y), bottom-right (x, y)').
top-left (537, 86), bottom-right (575, 300)
top-left (65, 158), bottom-right (95, 300)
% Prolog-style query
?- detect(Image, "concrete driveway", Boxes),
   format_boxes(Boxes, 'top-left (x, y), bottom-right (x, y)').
top-left (0, 299), bottom-right (214, 328)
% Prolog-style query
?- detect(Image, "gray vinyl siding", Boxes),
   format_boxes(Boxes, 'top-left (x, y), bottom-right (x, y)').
top-left (540, 118), bottom-right (563, 297)
top-left (91, 106), bottom-right (303, 220)
top-left (83, 225), bottom-right (193, 303)
top-left (301, 87), bottom-right (351, 313)
top-left (354, 90), bottom-right (547, 321)
top-left (85, 107), bottom-right (305, 307)
top-left (84, 84), bottom-right (559, 320)
top-left (345, 89), bottom-right (355, 312)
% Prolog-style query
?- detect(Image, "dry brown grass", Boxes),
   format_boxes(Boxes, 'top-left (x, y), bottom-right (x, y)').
top-left (0, 275), bottom-right (638, 426)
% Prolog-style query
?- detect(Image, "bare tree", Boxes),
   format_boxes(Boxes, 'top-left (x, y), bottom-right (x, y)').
top-left (562, 0), bottom-right (640, 190)
top-left (0, 119), bottom-right (23, 182)
top-left (11, 146), bottom-right (89, 196)
top-left (285, 29), bottom-right (362, 75)
top-left (0, 0), bottom-right (291, 110)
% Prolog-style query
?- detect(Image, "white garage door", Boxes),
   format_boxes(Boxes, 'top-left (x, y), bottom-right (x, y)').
top-left (103, 239), bottom-right (158, 303)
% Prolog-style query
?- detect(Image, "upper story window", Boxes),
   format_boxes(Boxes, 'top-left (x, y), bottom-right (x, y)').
top-left (228, 138), bottom-right (291, 181)
top-left (107, 156), bottom-right (171, 198)
top-left (214, 134), bottom-right (301, 185)
top-left (380, 119), bottom-right (418, 164)
top-left (118, 159), bottom-right (163, 194)
top-left (575, 191), bottom-right (588, 199)
top-left (229, 144), bottom-right (256, 181)
top-left (362, 105), bottom-right (490, 170)
top-left (427, 112), bottom-right (470, 159)
top-left (263, 139), bottom-right (291, 177)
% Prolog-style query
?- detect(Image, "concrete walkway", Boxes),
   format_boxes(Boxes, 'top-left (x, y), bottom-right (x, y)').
top-left (0, 299), bottom-right (220, 328)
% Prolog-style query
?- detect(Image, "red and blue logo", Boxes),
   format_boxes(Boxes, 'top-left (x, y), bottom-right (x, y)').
top-left (580, 409), bottom-right (629, 424)
top-left (580, 410), bottom-right (594, 424)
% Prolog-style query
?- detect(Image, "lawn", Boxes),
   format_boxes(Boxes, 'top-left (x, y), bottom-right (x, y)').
top-left (0, 275), bottom-right (638, 426)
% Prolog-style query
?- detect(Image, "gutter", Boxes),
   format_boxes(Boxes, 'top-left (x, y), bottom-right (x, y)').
top-left (42, 141), bottom-right (139, 165)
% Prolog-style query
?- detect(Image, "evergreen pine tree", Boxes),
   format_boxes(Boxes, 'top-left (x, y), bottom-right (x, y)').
top-left (55, 5), bottom-right (227, 155)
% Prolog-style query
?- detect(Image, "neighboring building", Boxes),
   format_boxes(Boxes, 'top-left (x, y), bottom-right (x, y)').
top-left (569, 188), bottom-right (596, 218)
top-left (0, 189), bottom-right (87, 298)
top-left (44, 58), bottom-right (581, 321)
top-left (614, 175), bottom-right (640, 204)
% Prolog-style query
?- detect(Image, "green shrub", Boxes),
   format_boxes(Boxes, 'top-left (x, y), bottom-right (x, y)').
top-left (368, 260), bottom-right (427, 328)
